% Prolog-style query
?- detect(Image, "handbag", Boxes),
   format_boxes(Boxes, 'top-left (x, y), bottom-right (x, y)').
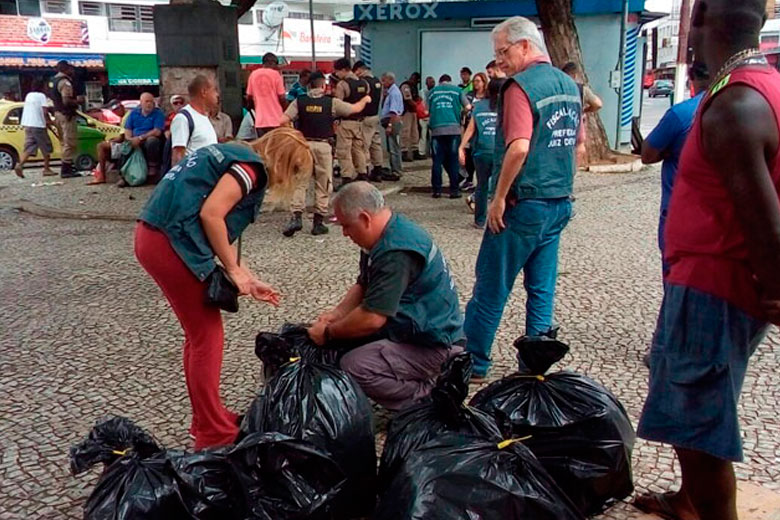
top-left (204, 237), bottom-right (241, 313)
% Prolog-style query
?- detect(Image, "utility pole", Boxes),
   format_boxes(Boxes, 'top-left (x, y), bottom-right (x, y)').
top-left (309, 0), bottom-right (316, 70)
top-left (615, 0), bottom-right (629, 148)
top-left (673, 0), bottom-right (692, 103)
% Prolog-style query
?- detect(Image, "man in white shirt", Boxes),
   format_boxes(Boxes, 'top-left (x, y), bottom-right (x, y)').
top-left (14, 79), bottom-right (55, 178)
top-left (171, 75), bottom-right (219, 165)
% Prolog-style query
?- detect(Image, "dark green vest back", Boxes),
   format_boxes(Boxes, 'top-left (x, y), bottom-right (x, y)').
top-left (139, 143), bottom-right (267, 281)
top-left (369, 213), bottom-right (464, 348)
top-left (428, 84), bottom-right (463, 130)
top-left (472, 99), bottom-right (498, 158)
top-left (495, 63), bottom-right (581, 199)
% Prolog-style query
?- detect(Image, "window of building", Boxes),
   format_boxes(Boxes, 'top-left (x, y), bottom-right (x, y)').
top-left (79, 1), bottom-right (103, 16)
top-left (42, 0), bottom-right (69, 14)
top-left (17, 0), bottom-right (41, 16)
top-left (108, 3), bottom-right (154, 33)
top-left (238, 9), bottom-right (253, 25)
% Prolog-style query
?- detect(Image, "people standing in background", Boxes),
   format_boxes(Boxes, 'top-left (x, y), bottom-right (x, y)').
top-left (333, 58), bottom-right (369, 188)
top-left (419, 76), bottom-right (436, 157)
top-left (562, 62), bottom-right (603, 114)
top-left (641, 62), bottom-right (710, 276)
top-left (210, 106), bottom-right (234, 143)
top-left (49, 60), bottom-right (79, 179)
top-left (171, 75), bottom-right (219, 165)
top-left (14, 79), bottom-right (55, 178)
top-left (415, 93), bottom-right (430, 159)
top-left (280, 71), bottom-right (371, 237)
top-left (400, 73), bottom-right (421, 162)
top-left (380, 72), bottom-right (403, 181)
top-left (246, 53), bottom-right (288, 137)
top-left (286, 69), bottom-right (311, 102)
top-left (459, 67), bottom-right (474, 94)
top-left (354, 61), bottom-right (389, 182)
top-left (460, 78), bottom-right (504, 229)
top-left (486, 60), bottom-right (507, 80)
top-left (464, 17), bottom-right (583, 381)
top-left (636, 2), bottom-right (780, 518)
top-left (165, 95), bottom-right (185, 137)
top-left (460, 72), bottom-right (488, 192)
top-left (427, 74), bottom-right (471, 199)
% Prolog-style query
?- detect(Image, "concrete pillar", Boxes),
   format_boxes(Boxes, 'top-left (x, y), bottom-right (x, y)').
top-left (153, 0), bottom-right (243, 130)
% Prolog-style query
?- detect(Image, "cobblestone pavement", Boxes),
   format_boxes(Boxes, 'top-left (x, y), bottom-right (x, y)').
top-left (0, 163), bottom-right (778, 519)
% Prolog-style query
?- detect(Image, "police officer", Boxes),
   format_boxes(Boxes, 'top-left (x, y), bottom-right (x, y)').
top-left (333, 58), bottom-right (369, 188)
top-left (279, 71), bottom-right (371, 237)
top-left (353, 61), bottom-right (387, 182)
top-left (50, 60), bottom-right (79, 178)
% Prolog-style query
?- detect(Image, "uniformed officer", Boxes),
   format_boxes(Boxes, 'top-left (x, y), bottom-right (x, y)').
top-left (279, 71), bottom-right (371, 237)
top-left (353, 61), bottom-right (387, 182)
top-left (49, 60), bottom-right (80, 178)
top-left (333, 58), bottom-right (369, 188)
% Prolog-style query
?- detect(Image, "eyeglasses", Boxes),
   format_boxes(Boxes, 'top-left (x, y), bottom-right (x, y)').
top-left (494, 41), bottom-right (522, 59)
top-left (172, 101), bottom-right (184, 105)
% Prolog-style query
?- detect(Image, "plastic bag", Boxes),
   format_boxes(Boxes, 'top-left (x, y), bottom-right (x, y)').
top-left (255, 323), bottom-right (340, 380)
top-left (120, 142), bottom-right (147, 186)
top-left (243, 338), bottom-right (377, 519)
top-left (70, 416), bottom-right (162, 475)
top-left (227, 432), bottom-right (346, 520)
top-left (470, 337), bottom-right (636, 516)
top-left (374, 432), bottom-right (583, 520)
top-left (378, 353), bottom-right (502, 491)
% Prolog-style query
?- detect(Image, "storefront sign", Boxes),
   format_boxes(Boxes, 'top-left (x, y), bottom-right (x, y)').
top-left (0, 15), bottom-right (90, 48)
top-left (0, 52), bottom-right (103, 68)
top-left (355, 2), bottom-right (439, 22)
top-left (281, 18), bottom-right (360, 57)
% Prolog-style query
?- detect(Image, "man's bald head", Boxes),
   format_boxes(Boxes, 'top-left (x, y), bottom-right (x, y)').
top-left (692, 0), bottom-right (765, 51)
top-left (140, 92), bottom-right (156, 115)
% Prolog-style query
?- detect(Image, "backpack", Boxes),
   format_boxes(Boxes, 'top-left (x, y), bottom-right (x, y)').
top-left (161, 109), bottom-right (195, 174)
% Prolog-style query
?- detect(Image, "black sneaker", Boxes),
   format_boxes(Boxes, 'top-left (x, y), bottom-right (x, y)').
top-left (356, 173), bottom-right (369, 182)
top-left (432, 192), bottom-right (442, 199)
top-left (449, 192), bottom-right (462, 199)
top-left (311, 214), bottom-right (329, 236)
top-left (282, 212), bottom-right (303, 237)
top-left (381, 171), bottom-right (401, 182)
top-left (413, 151), bottom-right (427, 160)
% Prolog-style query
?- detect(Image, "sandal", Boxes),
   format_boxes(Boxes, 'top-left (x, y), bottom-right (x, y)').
top-left (634, 492), bottom-right (699, 520)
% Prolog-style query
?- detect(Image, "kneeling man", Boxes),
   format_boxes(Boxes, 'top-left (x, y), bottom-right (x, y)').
top-left (308, 181), bottom-right (464, 410)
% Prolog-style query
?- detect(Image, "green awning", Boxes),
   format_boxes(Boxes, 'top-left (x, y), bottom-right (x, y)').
top-left (106, 54), bottom-right (160, 86)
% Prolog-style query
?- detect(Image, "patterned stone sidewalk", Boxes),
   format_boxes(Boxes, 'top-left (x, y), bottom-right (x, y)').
top-left (0, 164), bottom-right (777, 519)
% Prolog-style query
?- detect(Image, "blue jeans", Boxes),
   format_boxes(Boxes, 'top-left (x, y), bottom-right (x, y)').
top-left (473, 154), bottom-right (494, 227)
top-left (431, 134), bottom-right (461, 195)
top-left (464, 197), bottom-right (572, 375)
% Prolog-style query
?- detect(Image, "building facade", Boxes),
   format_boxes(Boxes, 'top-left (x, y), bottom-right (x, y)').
top-left (0, 0), bottom-right (359, 105)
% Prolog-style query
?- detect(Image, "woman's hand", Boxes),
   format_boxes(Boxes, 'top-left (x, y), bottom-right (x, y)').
top-left (249, 279), bottom-right (280, 306)
top-left (458, 147), bottom-right (466, 167)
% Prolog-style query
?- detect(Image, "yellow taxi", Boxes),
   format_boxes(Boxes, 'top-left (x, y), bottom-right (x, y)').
top-left (0, 100), bottom-right (123, 172)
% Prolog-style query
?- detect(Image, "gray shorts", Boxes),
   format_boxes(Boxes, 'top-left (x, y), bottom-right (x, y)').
top-left (24, 127), bottom-right (53, 155)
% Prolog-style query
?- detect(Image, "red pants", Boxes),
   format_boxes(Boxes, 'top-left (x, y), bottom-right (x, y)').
top-left (134, 223), bottom-right (238, 449)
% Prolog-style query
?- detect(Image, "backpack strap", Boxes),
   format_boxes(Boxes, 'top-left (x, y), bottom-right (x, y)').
top-left (180, 109), bottom-right (195, 147)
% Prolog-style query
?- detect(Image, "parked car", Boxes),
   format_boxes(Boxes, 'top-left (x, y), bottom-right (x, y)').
top-left (649, 80), bottom-right (674, 98)
top-left (0, 101), bottom-right (123, 171)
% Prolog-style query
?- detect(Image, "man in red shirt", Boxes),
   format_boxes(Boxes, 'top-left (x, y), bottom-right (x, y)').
top-left (246, 53), bottom-right (288, 137)
top-left (636, 1), bottom-right (780, 519)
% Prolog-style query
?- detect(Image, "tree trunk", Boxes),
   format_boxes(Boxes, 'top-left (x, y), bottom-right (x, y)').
top-left (535, 0), bottom-right (612, 163)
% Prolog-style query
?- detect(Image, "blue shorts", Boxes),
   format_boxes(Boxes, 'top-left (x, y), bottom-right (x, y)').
top-left (637, 284), bottom-right (768, 461)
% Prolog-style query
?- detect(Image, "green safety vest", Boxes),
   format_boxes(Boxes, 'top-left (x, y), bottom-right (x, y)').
top-left (369, 213), bottom-right (464, 348)
top-left (139, 143), bottom-right (267, 281)
top-left (471, 98), bottom-right (498, 159)
top-left (495, 62), bottom-right (581, 199)
top-left (428, 84), bottom-right (463, 130)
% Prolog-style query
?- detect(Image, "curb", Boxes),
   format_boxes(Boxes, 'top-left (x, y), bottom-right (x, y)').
top-left (587, 159), bottom-right (644, 174)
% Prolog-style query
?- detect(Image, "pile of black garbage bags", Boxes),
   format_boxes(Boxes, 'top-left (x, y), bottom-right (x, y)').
top-left (71, 326), bottom-right (636, 519)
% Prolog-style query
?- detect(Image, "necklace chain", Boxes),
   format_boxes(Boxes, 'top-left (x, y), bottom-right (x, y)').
top-left (711, 48), bottom-right (763, 86)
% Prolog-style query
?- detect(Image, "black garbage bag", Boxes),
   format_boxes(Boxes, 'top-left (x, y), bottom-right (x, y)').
top-left (167, 447), bottom-right (244, 520)
top-left (378, 353), bottom-right (502, 491)
top-left (470, 337), bottom-right (636, 516)
top-left (242, 347), bottom-right (377, 518)
top-left (227, 432), bottom-right (346, 519)
top-left (255, 323), bottom-right (340, 380)
top-left (374, 432), bottom-right (583, 520)
top-left (70, 416), bottom-right (162, 475)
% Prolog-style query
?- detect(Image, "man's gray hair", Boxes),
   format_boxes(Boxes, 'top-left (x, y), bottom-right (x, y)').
top-left (332, 181), bottom-right (385, 220)
top-left (492, 16), bottom-right (548, 55)
top-left (381, 71), bottom-right (396, 82)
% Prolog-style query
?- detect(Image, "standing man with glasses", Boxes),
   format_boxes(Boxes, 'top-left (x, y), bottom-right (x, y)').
top-left (380, 72), bottom-right (403, 181)
top-left (463, 16), bottom-right (584, 382)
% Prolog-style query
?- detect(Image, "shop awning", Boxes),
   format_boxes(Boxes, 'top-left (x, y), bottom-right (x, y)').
top-left (0, 52), bottom-right (103, 69)
top-left (106, 54), bottom-right (159, 86)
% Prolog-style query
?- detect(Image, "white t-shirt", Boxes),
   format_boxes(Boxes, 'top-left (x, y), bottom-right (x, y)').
top-left (171, 105), bottom-right (217, 155)
top-left (21, 92), bottom-right (49, 128)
